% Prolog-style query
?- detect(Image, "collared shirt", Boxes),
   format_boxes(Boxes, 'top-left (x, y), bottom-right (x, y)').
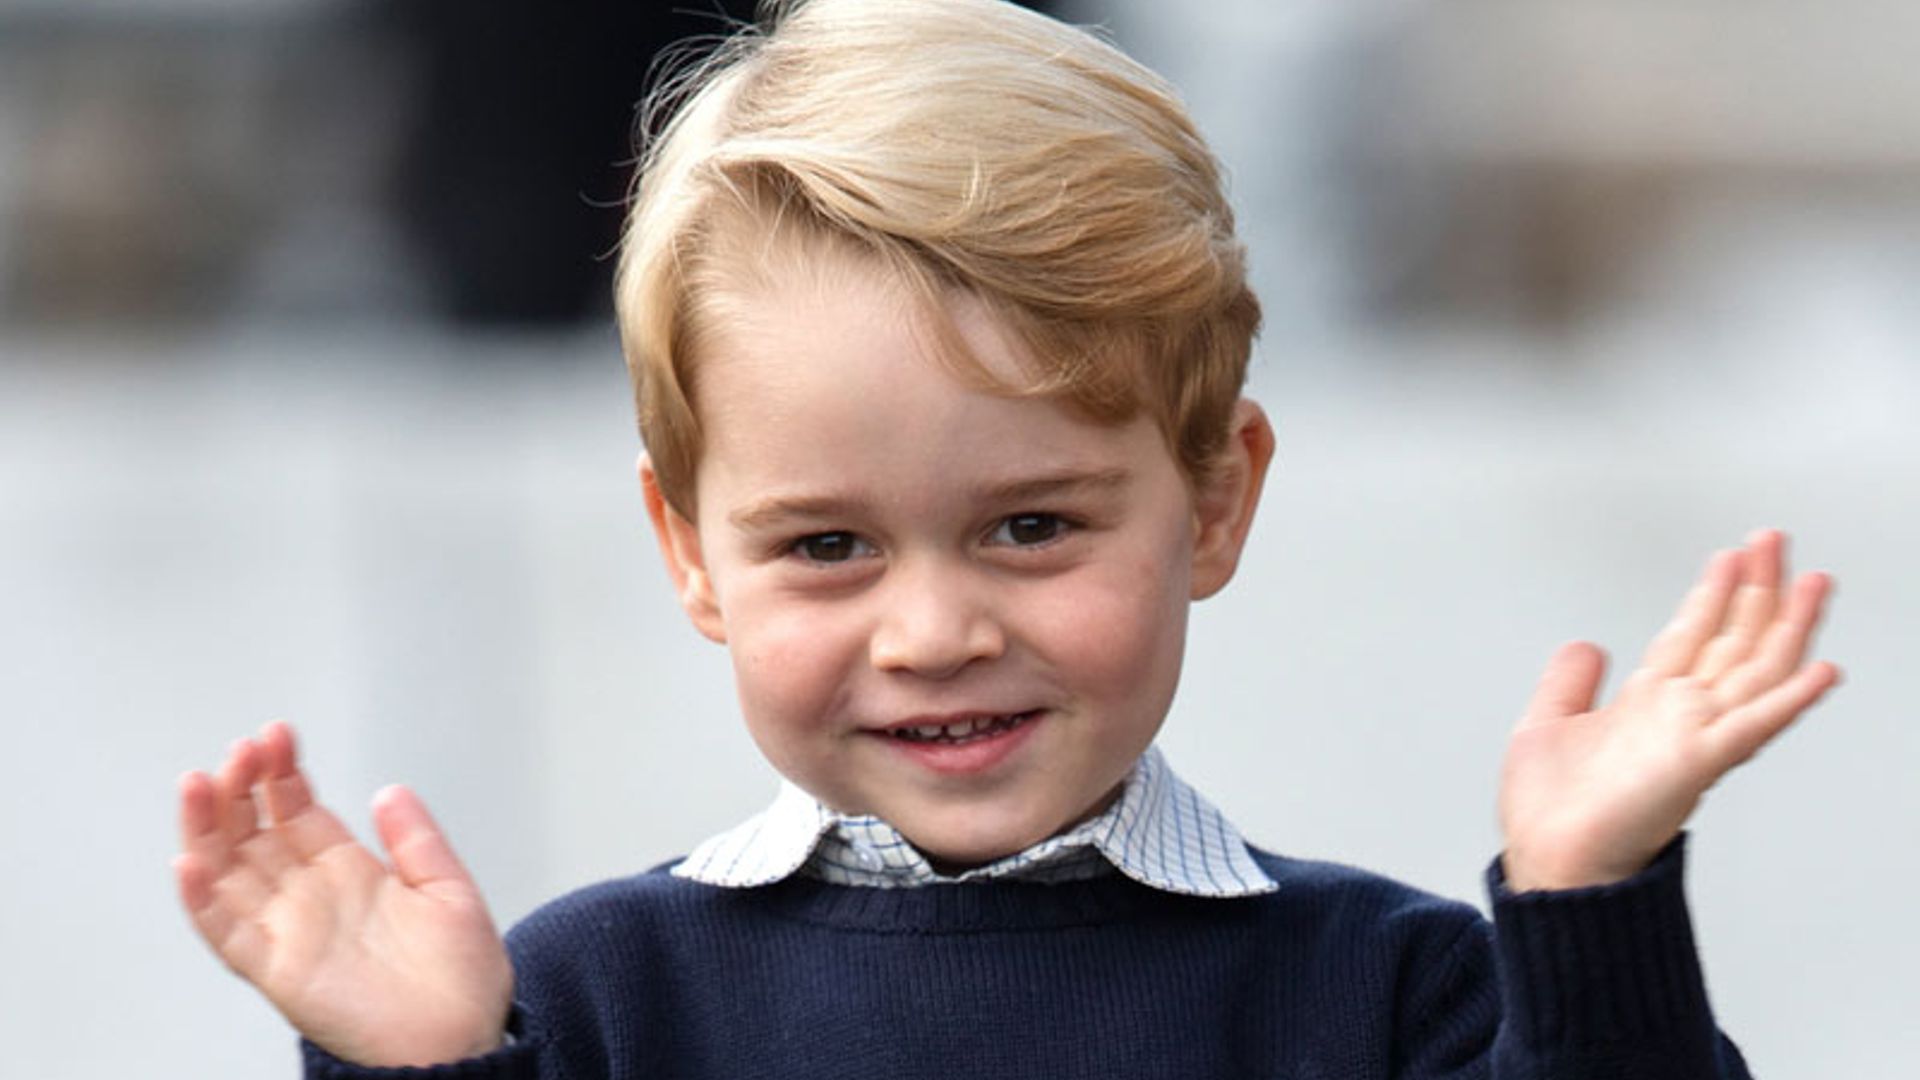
top-left (673, 745), bottom-right (1277, 897)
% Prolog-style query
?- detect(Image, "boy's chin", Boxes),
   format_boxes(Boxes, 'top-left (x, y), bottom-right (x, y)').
top-left (891, 785), bottom-right (1125, 874)
top-left (892, 812), bottom-right (1062, 873)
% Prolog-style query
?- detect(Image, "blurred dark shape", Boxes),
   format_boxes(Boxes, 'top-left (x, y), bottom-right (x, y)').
top-left (392, 0), bottom-right (1063, 328)
top-left (0, 1), bottom-right (1059, 333)
top-left (388, 1), bottom-right (757, 327)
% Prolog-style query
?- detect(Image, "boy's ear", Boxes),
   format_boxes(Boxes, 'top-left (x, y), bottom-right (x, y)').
top-left (1189, 399), bottom-right (1275, 600)
top-left (639, 454), bottom-right (727, 643)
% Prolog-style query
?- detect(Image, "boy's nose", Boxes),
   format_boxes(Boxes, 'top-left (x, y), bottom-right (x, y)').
top-left (868, 566), bottom-right (1006, 679)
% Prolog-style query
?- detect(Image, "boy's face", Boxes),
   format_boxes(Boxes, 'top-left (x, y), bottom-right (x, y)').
top-left (645, 252), bottom-right (1269, 867)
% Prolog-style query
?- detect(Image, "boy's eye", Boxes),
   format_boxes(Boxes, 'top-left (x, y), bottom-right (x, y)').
top-left (792, 531), bottom-right (871, 563)
top-left (991, 513), bottom-right (1067, 547)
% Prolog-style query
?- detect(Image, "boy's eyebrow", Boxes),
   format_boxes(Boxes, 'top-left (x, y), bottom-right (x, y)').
top-left (973, 466), bottom-right (1132, 505)
top-left (728, 494), bottom-right (863, 531)
top-left (727, 467), bottom-right (1133, 531)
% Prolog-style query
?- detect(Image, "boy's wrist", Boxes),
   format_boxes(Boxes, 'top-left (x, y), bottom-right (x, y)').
top-left (1493, 831), bottom-right (1687, 898)
top-left (1499, 822), bottom-right (1680, 893)
top-left (303, 1024), bottom-right (509, 1072)
top-left (1501, 848), bottom-right (1648, 894)
top-left (301, 1026), bottom-right (527, 1078)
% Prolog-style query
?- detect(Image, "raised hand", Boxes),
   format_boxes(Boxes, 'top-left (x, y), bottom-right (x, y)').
top-left (174, 722), bottom-right (514, 1067)
top-left (1498, 529), bottom-right (1840, 892)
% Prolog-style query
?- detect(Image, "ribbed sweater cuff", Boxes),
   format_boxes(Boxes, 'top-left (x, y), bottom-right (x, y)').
top-left (1487, 834), bottom-right (1714, 1053)
top-left (300, 1029), bottom-right (541, 1080)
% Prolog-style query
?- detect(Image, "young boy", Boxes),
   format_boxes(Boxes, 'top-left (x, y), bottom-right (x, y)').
top-left (174, 1), bottom-right (1840, 1076)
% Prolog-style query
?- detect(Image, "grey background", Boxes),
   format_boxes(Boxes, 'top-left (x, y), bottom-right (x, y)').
top-left (2, 1), bottom-right (1916, 1076)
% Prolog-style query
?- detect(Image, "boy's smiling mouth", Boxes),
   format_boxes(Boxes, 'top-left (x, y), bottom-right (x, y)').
top-left (883, 711), bottom-right (1038, 744)
top-left (867, 711), bottom-right (1045, 775)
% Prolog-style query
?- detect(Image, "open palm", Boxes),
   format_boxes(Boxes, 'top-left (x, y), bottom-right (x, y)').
top-left (175, 722), bottom-right (513, 1068)
top-left (1499, 529), bottom-right (1839, 892)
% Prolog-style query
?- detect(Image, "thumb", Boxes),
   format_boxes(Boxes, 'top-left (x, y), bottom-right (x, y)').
top-left (371, 784), bottom-right (477, 896)
top-left (1522, 641), bottom-right (1607, 725)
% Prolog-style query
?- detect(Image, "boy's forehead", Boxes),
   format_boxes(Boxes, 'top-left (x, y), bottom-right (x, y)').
top-left (687, 269), bottom-right (1176, 517)
top-left (701, 236), bottom-right (1142, 415)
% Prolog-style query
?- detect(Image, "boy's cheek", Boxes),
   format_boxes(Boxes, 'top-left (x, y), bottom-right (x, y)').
top-left (727, 608), bottom-right (859, 712)
top-left (1028, 566), bottom-right (1190, 681)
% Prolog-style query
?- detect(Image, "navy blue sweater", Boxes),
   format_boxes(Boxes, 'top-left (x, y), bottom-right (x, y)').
top-left (303, 839), bottom-right (1748, 1079)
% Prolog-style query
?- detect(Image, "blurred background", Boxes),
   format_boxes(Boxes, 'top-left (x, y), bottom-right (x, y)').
top-left (3, 0), bottom-right (1914, 1075)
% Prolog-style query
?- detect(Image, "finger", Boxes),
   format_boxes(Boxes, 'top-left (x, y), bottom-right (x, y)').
top-left (175, 850), bottom-right (220, 916)
top-left (176, 852), bottom-right (267, 932)
top-left (213, 738), bottom-right (265, 843)
top-left (1711, 570), bottom-right (1833, 711)
top-left (245, 722), bottom-right (359, 863)
top-left (182, 766), bottom-right (268, 879)
top-left (1522, 641), bottom-right (1606, 724)
top-left (179, 771), bottom-right (231, 868)
top-left (1640, 549), bottom-right (1745, 675)
top-left (372, 785), bottom-right (477, 896)
top-left (256, 720), bottom-right (317, 825)
top-left (176, 853), bottom-right (241, 953)
top-left (176, 855), bottom-right (272, 979)
top-left (1705, 660), bottom-right (1841, 771)
top-left (1694, 529), bottom-right (1785, 681)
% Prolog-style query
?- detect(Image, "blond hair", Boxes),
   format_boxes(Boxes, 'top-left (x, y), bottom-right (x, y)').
top-left (617, 0), bottom-right (1260, 513)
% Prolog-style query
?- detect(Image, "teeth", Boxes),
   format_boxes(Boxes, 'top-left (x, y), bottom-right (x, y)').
top-left (892, 714), bottom-right (1025, 742)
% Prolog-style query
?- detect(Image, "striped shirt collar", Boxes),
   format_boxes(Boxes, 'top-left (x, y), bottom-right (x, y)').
top-left (673, 746), bottom-right (1277, 897)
